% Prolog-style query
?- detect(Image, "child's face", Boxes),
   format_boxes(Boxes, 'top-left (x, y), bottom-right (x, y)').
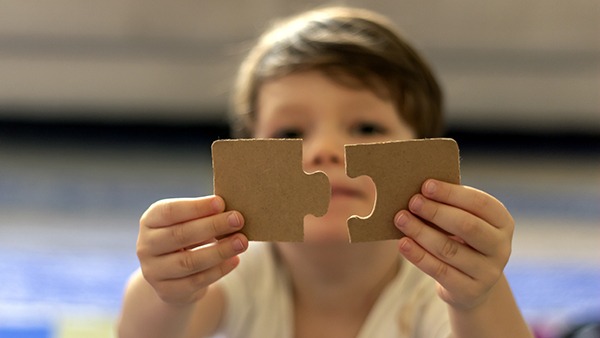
top-left (255, 70), bottom-right (416, 243)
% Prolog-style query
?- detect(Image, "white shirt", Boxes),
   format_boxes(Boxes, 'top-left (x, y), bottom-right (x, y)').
top-left (216, 243), bottom-right (451, 338)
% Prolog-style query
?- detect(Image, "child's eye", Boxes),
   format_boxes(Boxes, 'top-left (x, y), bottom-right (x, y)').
top-left (273, 128), bottom-right (304, 139)
top-left (351, 122), bottom-right (387, 136)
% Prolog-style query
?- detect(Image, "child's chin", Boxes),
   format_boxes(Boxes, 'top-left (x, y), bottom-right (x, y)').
top-left (302, 236), bottom-right (351, 245)
top-left (301, 227), bottom-right (351, 244)
top-left (302, 217), bottom-right (351, 243)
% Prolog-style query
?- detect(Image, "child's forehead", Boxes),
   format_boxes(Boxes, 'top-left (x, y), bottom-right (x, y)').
top-left (258, 69), bottom-right (393, 102)
top-left (257, 71), bottom-right (392, 109)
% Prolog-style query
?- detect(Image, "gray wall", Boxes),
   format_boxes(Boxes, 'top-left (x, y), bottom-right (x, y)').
top-left (0, 0), bottom-right (598, 131)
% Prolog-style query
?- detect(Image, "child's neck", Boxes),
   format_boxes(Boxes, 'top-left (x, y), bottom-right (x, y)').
top-left (274, 241), bottom-right (400, 338)
top-left (275, 241), bottom-right (400, 311)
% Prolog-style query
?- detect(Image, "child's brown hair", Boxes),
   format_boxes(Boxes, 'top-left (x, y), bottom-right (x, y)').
top-left (231, 6), bottom-right (443, 139)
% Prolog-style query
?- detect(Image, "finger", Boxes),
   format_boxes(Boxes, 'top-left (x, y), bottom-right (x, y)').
top-left (395, 210), bottom-right (485, 277)
top-left (399, 236), bottom-right (504, 309)
top-left (398, 237), bottom-right (477, 297)
top-left (144, 233), bottom-right (248, 281)
top-left (140, 210), bottom-right (244, 256)
top-left (141, 195), bottom-right (226, 228)
top-left (407, 194), bottom-right (505, 257)
top-left (421, 179), bottom-right (514, 229)
top-left (151, 255), bottom-right (241, 304)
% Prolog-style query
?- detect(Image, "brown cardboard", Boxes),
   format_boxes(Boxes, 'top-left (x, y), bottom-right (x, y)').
top-left (345, 139), bottom-right (461, 242)
top-left (212, 139), bottom-right (330, 241)
top-left (212, 138), bottom-right (460, 242)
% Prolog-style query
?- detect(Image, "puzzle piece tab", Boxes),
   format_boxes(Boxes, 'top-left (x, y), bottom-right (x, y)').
top-left (212, 139), bottom-right (330, 241)
top-left (345, 139), bottom-right (461, 242)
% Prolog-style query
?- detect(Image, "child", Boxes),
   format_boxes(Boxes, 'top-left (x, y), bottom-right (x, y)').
top-left (118, 6), bottom-right (533, 338)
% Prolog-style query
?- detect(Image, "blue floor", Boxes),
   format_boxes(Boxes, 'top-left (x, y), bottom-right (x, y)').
top-left (0, 247), bottom-right (598, 338)
top-left (1, 137), bottom-right (599, 338)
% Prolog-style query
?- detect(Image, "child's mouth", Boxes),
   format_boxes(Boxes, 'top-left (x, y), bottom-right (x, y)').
top-left (330, 186), bottom-right (365, 199)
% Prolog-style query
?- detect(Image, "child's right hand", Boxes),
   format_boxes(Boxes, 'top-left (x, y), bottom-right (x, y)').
top-left (136, 195), bottom-right (248, 305)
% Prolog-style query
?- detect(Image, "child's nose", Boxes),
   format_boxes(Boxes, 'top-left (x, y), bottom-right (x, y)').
top-left (304, 133), bottom-right (344, 167)
top-left (313, 150), bottom-right (342, 166)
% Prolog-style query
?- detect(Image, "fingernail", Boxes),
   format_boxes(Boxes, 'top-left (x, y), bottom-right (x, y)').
top-left (211, 196), bottom-right (224, 212)
top-left (395, 212), bottom-right (407, 228)
top-left (409, 195), bottom-right (423, 212)
top-left (399, 238), bottom-right (412, 253)
top-left (424, 180), bottom-right (437, 196)
top-left (228, 212), bottom-right (241, 228)
top-left (232, 238), bottom-right (245, 253)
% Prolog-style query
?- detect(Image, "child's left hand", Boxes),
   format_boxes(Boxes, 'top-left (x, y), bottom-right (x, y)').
top-left (394, 179), bottom-right (514, 310)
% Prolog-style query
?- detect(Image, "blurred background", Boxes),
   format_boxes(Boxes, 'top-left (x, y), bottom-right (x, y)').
top-left (0, 1), bottom-right (598, 337)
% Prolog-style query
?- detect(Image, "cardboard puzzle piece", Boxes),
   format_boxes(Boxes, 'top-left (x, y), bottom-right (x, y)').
top-left (345, 139), bottom-right (461, 242)
top-left (212, 138), bottom-right (460, 242)
top-left (212, 139), bottom-right (329, 241)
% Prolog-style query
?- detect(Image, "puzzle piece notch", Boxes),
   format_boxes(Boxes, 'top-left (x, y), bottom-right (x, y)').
top-left (345, 138), bottom-right (461, 242)
top-left (212, 139), bottom-right (330, 242)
